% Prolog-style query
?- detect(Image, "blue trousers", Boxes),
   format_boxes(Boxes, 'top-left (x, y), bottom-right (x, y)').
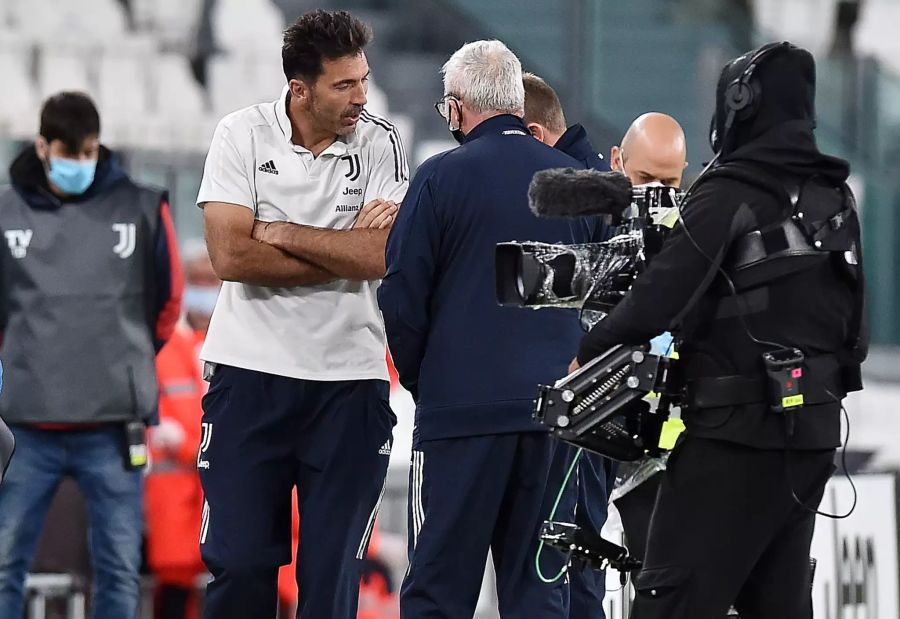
top-left (401, 432), bottom-right (576, 618)
top-left (198, 365), bottom-right (395, 619)
top-left (0, 426), bottom-right (143, 619)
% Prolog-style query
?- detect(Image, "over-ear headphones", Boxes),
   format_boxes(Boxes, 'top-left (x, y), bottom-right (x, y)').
top-left (724, 41), bottom-right (794, 124)
top-left (712, 41), bottom-right (794, 154)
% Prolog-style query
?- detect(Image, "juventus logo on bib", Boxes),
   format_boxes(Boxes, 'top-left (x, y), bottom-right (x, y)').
top-left (112, 223), bottom-right (136, 259)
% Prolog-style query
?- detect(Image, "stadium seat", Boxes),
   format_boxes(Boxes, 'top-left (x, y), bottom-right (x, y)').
top-left (37, 48), bottom-right (91, 100)
top-left (753, 0), bottom-right (838, 57)
top-left (10, 0), bottom-right (126, 41)
top-left (0, 2), bottom-right (14, 29)
top-left (207, 56), bottom-right (259, 116)
top-left (856, 0), bottom-right (900, 75)
top-left (0, 30), bottom-right (37, 139)
top-left (131, 0), bottom-right (204, 49)
top-left (98, 51), bottom-right (149, 122)
top-left (156, 52), bottom-right (208, 116)
top-left (208, 54), bottom-right (285, 117)
top-left (211, 0), bottom-right (285, 53)
top-left (25, 573), bottom-right (86, 619)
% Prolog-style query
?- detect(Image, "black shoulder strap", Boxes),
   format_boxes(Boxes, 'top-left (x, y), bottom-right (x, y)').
top-left (694, 161), bottom-right (796, 209)
top-left (839, 183), bottom-right (867, 391)
top-left (698, 167), bottom-right (867, 389)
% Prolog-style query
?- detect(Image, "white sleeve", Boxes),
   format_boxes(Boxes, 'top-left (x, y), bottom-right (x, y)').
top-left (364, 127), bottom-right (409, 205)
top-left (196, 119), bottom-right (255, 210)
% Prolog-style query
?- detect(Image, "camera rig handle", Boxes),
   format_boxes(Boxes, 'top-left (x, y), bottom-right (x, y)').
top-left (540, 521), bottom-right (642, 575)
top-left (534, 344), bottom-right (681, 461)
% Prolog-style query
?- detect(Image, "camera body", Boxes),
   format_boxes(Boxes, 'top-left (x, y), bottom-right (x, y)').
top-left (496, 180), bottom-right (686, 460)
top-left (497, 182), bottom-right (686, 461)
top-left (495, 184), bottom-right (683, 328)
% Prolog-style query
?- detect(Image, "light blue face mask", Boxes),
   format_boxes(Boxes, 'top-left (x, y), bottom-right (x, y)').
top-left (183, 286), bottom-right (219, 317)
top-left (47, 157), bottom-right (97, 195)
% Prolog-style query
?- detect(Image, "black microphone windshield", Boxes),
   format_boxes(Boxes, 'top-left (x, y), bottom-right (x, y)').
top-left (529, 168), bottom-right (633, 219)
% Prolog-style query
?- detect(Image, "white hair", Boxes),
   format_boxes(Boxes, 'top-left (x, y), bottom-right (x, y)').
top-left (442, 40), bottom-right (525, 116)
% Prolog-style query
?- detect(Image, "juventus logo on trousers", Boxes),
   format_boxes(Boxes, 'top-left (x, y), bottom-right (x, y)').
top-left (112, 223), bottom-right (136, 259)
top-left (197, 422), bottom-right (212, 470)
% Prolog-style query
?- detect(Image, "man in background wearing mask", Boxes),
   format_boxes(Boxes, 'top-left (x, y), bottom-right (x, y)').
top-left (609, 112), bottom-right (687, 189)
top-left (0, 91), bottom-right (182, 619)
top-left (562, 112), bottom-right (688, 378)
top-left (146, 239), bottom-right (218, 619)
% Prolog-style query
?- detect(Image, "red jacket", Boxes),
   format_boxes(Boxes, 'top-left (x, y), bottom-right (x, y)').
top-left (145, 325), bottom-right (206, 585)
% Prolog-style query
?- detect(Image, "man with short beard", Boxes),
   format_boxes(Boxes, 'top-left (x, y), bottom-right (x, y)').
top-left (196, 10), bottom-right (408, 618)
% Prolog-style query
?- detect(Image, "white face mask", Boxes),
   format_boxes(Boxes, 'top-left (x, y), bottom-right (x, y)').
top-left (633, 180), bottom-right (664, 189)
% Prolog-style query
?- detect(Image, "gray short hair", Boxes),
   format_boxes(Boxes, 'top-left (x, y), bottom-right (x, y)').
top-left (442, 40), bottom-right (525, 116)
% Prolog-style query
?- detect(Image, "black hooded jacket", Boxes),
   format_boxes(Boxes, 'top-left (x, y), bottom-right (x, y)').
top-left (577, 44), bottom-right (866, 450)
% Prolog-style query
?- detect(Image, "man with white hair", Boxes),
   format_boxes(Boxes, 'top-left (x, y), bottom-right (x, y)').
top-left (378, 40), bottom-right (591, 618)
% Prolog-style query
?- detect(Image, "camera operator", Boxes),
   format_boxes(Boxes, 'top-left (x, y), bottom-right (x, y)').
top-left (379, 40), bottom-right (592, 618)
top-left (570, 43), bottom-right (866, 618)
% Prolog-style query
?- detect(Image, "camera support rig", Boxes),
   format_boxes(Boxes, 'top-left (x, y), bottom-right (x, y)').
top-left (534, 344), bottom-right (681, 462)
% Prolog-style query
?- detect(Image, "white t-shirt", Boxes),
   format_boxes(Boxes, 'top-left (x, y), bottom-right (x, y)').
top-left (197, 87), bottom-right (409, 381)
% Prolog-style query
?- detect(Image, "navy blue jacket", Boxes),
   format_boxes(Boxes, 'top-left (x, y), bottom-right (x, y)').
top-left (378, 115), bottom-right (592, 443)
top-left (554, 124), bottom-right (613, 243)
top-left (555, 124), bottom-right (610, 173)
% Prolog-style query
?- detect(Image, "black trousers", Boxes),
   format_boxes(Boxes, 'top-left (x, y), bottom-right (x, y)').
top-left (630, 436), bottom-right (834, 619)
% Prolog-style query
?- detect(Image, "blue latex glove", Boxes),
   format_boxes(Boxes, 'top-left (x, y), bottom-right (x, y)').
top-left (649, 332), bottom-right (674, 357)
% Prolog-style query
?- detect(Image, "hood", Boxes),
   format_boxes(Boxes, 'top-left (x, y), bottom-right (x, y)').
top-left (7, 145), bottom-right (128, 209)
top-left (710, 42), bottom-right (849, 183)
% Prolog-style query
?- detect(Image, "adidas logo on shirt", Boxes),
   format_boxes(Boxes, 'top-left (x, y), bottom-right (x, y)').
top-left (378, 440), bottom-right (392, 456)
top-left (258, 160), bottom-right (279, 175)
